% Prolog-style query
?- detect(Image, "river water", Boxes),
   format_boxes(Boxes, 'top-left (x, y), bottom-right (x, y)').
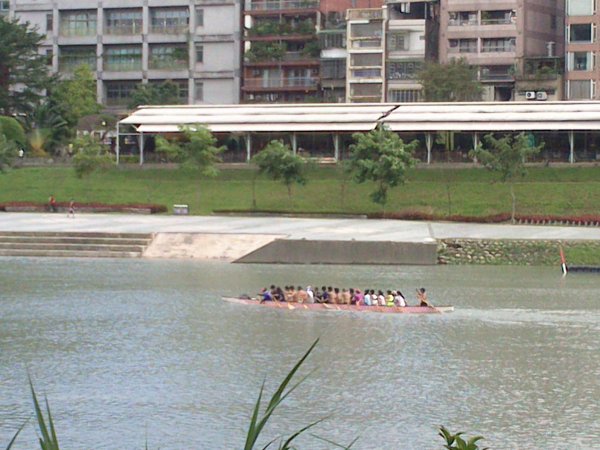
top-left (1, 258), bottom-right (599, 449)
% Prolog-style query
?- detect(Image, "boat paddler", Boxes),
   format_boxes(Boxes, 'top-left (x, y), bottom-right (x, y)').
top-left (416, 288), bottom-right (430, 307)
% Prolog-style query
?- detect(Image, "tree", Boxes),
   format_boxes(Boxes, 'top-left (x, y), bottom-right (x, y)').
top-left (25, 100), bottom-right (69, 156)
top-left (469, 133), bottom-right (543, 223)
top-left (128, 80), bottom-right (181, 109)
top-left (71, 134), bottom-right (114, 178)
top-left (51, 65), bottom-right (101, 128)
top-left (347, 126), bottom-right (418, 211)
top-left (0, 133), bottom-right (18, 171)
top-left (155, 125), bottom-right (224, 208)
top-left (252, 140), bottom-right (307, 202)
top-left (0, 17), bottom-right (53, 115)
top-left (418, 58), bottom-right (483, 102)
top-left (0, 116), bottom-right (26, 147)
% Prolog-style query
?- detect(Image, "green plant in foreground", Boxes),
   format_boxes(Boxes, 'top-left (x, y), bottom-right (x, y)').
top-left (244, 338), bottom-right (357, 450)
top-left (29, 377), bottom-right (60, 450)
top-left (439, 425), bottom-right (488, 450)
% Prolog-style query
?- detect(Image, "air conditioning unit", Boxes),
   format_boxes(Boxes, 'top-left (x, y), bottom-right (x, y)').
top-left (536, 91), bottom-right (548, 101)
top-left (525, 91), bottom-right (536, 100)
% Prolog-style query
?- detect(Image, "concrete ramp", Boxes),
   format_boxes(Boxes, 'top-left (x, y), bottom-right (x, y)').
top-left (235, 239), bottom-right (438, 265)
top-left (143, 233), bottom-right (282, 260)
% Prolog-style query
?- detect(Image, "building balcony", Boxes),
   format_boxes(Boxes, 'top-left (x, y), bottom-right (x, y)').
top-left (148, 58), bottom-right (189, 70)
top-left (105, 24), bottom-right (143, 35)
top-left (245, 0), bottom-right (318, 13)
top-left (346, 9), bottom-right (384, 21)
top-left (149, 24), bottom-right (188, 34)
top-left (243, 76), bottom-right (319, 90)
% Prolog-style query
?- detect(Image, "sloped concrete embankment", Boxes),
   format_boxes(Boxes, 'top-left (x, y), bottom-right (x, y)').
top-left (234, 239), bottom-right (438, 265)
top-left (143, 233), bottom-right (283, 261)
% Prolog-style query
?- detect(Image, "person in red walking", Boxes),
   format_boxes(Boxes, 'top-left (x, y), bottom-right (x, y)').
top-left (48, 195), bottom-right (57, 212)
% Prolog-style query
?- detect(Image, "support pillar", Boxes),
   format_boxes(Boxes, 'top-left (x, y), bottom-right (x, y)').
top-left (139, 131), bottom-right (144, 166)
top-left (425, 132), bottom-right (432, 164)
top-left (246, 133), bottom-right (252, 163)
top-left (472, 132), bottom-right (479, 163)
top-left (569, 130), bottom-right (575, 164)
top-left (291, 132), bottom-right (297, 155)
top-left (116, 123), bottom-right (120, 165)
top-left (333, 133), bottom-right (340, 161)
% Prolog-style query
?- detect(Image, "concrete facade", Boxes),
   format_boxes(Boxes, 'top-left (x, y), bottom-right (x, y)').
top-left (439, 0), bottom-right (564, 101)
top-left (7, 0), bottom-right (241, 109)
top-left (565, 0), bottom-right (599, 99)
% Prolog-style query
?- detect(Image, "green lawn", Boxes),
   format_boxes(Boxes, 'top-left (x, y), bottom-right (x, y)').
top-left (1, 165), bottom-right (600, 217)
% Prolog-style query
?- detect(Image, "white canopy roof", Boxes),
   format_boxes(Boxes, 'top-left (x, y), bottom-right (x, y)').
top-left (120, 102), bottom-right (600, 134)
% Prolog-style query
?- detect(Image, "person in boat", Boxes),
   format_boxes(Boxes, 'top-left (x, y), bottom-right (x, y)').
top-left (386, 290), bottom-right (395, 307)
top-left (296, 286), bottom-right (308, 304)
top-left (328, 286), bottom-right (337, 304)
top-left (341, 288), bottom-right (351, 305)
top-left (376, 290), bottom-right (385, 306)
top-left (305, 286), bottom-right (315, 304)
top-left (259, 287), bottom-right (273, 303)
top-left (417, 288), bottom-right (430, 307)
top-left (349, 288), bottom-right (356, 304)
top-left (287, 286), bottom-right (297, 302)
top-left (317, 286), bottom-right (328, 303)
top-left (274, 286), bottom-right (285, 301)
top-left (364, 289), bottom-right (372, 306)
top-left (354, 288), bottom-right (364, 305)
top-left (395, 290), bottom-right (407, 307)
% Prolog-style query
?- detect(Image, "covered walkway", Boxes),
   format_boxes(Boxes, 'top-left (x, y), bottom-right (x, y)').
top-left (117, 102), bottom-right (600, 164)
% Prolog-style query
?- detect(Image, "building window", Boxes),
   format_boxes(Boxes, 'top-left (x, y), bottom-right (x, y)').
top-left (568, 80), bottom-right (593, 99)
top-left (46, 13), bottom-right (53, 32)
top-left (0, 1), bottom-right (9, 15)
top-left (448, 11), bottom-right (477, 26)
top-left (570, 51), bottom-right (594, 71)
top-left (150, 8), bottom-right (189, 34)
top-left (570, 23), bottom-right (593, 42)
top-left (568, 0), bottom-right (594, 16)
top-left (105, 81), bottom-right (137, 106)
top-left (389, 89), bottom-right (420, 102)
top-left (351, 68), bottom-right (381, 78)
top-left (104, 46), bottom-right (142, 71)
top-left (59, 46), bottom-right (96, 71)
top-left (351, 53), bottom-right (381, 67)
top-left (105, 9), bottom-right (142, 35)
top-left (45, 49), bottom-right (53, 66)
top-left (321, 59), bottom-right (345, 78)
top-left (319, 31), bottom-right (345, 50)
top-left (148, 79), bottom-right (188, 103)
top-left (449, 39), bottom-right (477, 53)
top-left (149, 45), bottom-right (188, 69)
top-left (388, 33), bottom-right (407, 51)
top-left (195, 7), bottom-right (203, 27)
top-left (481, 38), bottom-right (516, 53)
top-left (387, 60), bottom-right (423, 80)
top-left (195, 44), bottom-right (203, 63)
top-left (194, 80), bottom-right (203, 101)
top-left (480, 10), bottom-right (513, 25)
top-left (60, 10), bottom-right (97, 37)
top-left (479, 65), bottom-right (513, 81)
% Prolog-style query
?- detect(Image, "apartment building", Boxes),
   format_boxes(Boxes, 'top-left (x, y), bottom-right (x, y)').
top-left (346, 7), bottom-right (386, 102)
top-left (7, 0), bottom-right (241, 109)
top-left (386, 1), bottom-right (430, 102)
top-left (565, 0), bottom-right (598, 99)
top-left (439, 0), bottom-right (564, 101)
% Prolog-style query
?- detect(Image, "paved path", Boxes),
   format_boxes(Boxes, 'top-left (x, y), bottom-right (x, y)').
top-left (1, 212), bottom-right (600, 242)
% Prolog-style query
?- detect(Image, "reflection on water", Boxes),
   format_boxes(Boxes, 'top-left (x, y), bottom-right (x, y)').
top-left (1, 258), bottom-right (599, 449)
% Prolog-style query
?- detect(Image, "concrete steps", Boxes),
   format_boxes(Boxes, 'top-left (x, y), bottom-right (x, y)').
top-left (0, 232), bottom-right (153, 258)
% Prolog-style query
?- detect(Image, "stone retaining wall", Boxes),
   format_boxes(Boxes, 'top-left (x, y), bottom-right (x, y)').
top-left (438, 239), bottom-right (600, 265)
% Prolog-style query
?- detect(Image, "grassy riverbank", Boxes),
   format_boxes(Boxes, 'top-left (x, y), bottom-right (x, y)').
top-left (2, 165), bottom-right (600, 217)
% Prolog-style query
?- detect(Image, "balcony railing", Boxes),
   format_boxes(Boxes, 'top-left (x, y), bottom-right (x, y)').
top-left (351, 39), bottom-right (382, 49)
top-left (244, 76), bottom-right (318, 88)
top-left (479, 73), bottom-right (513, 81)
top-left (105, 23), bottom-right (143, 35)
top-left (59, 26), bottom-right (97, 37)
top-left (149, 24), bottom-right (188, 34)
top-left (104, 60), bottom-right (142, 71)
top-left (346, 9), bottom-right (384, 21)
top-left (149, 58), bottom-right (188, 70)
top-left (481, 18), bottom-right (513, 25)
top-left (246, 0), bottom-right (319, 11)
top-left (59, 58), bottom-right (96, 72)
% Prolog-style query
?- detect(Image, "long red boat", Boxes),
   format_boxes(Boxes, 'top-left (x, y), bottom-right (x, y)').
top-left (222, 297), bottom-right (454, 314)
